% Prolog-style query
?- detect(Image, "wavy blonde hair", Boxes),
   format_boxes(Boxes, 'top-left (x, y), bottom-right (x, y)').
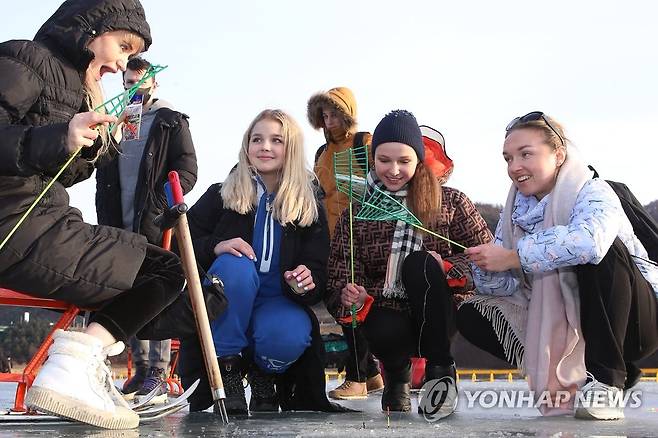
top-left (83, 30), bottom-right (145, 162)
top-left (221, 109), bottom-right (319, 226)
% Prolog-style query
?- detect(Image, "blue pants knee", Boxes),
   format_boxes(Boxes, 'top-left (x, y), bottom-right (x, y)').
top-left (207, 254), bottom-right (311, 372)
top-left (250, 296), bottom-right (311, 373)
top-left (208, 254), bottom-right (259, 357)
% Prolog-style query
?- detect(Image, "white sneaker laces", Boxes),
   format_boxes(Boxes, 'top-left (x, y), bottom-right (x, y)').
top-left (91, 342), bottom-right (132, 410)
top-left (582, 371), bottom-right (618, 394)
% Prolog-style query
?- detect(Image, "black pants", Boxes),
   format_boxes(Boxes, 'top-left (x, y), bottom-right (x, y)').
top-left (578, 238), bottom-right (658, 387)
top-left (363, 251), bottom-right (456, 374)
top-left (91, 244), bottom-right (185, 343)
top-left (458, 239), bottom-right (658, 388)
top-left (342, 324), bottom-right (380, 382)
top-left (457, 303), bottom-right (517, 366)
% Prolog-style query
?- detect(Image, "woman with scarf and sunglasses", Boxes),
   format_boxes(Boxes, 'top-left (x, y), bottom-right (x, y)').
top-left (463, 112), bottom-right (658, 420)
top-left (325, 110), bottom-right (492, 417)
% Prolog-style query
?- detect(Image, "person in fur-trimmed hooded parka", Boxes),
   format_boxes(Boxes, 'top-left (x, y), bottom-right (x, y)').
top-left (307, 87), bottom-right (372, 239)
top-left (307, 88), bottom-right (384, 400)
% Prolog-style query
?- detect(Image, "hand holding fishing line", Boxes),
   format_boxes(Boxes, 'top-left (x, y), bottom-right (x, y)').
top-left (466, 243), bottom-right (521, 272)
top-left (340, 283), bottom-right (367, 308)
top-left (337, 283), bottom-right (373, 326)
top-left (66, 112), bottom-right (117, 153)
top-left (0, 65), bottom-right (166, 253)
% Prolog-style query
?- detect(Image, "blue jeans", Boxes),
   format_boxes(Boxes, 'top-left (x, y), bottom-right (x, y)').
top-left (208, 254), bottom-right (311, 373)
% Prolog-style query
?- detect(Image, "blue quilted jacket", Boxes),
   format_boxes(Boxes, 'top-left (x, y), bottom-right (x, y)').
top-left (473, 178), bottom-right (658, 297)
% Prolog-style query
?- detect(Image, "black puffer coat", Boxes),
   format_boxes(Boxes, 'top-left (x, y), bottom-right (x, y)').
top-left (0, 0), bottom-right (153, 305)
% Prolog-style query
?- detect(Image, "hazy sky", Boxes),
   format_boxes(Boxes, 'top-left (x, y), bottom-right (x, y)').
top-left (4, 0), bottom-right (657, 224)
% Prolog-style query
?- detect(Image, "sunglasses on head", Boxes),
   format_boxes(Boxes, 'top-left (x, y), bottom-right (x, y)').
top-left (505, 111), bottom-right (565, 147)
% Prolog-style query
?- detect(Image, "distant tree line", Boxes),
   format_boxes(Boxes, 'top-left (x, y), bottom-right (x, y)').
top-left (0, 318), bottom-right (54, 366)
top-left (0, 309), bottom-right (76, 369)
top-left (474, 202), bottom-right (503, 232)
top-left (0, 307), bottom-right (60, 326)
top-left (475, 199), bottom-right (658, 234)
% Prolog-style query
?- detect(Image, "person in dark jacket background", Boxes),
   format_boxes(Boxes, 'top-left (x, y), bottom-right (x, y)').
top-left (178, 109), bottom-right (346, 415)
top-left (0, 0), bottom-right (185, 429)
top-left (96, 56), bottom-right (197, 402)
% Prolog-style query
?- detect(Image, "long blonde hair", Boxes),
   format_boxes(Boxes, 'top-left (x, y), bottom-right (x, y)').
top-left (221, 109), bottom-right (320, 227)
top-left (83, 30), bottom-right (145, 161)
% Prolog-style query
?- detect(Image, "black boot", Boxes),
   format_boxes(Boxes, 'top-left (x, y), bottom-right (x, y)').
top-left (218, 355), bottom-right (248, 415)
top-left (381, 362), bottom-right (411, 412)
top-left (248, 365), bottom-right (279, 412)
top-left (418, 362), bottom-right (458, 418)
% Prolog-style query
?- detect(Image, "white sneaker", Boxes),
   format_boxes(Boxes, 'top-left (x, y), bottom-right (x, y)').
top-left (26, 329), bottom-right (139, 429)
top-left (575, 375), bottom-right (625, 420)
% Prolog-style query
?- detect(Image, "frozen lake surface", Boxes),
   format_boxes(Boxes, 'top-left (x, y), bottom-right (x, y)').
top-left (1, 379), bottom-right (657, 437)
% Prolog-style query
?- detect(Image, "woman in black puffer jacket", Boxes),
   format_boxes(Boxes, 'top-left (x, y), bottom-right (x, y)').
top-left (0, 0), bottom-right (185, 429)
